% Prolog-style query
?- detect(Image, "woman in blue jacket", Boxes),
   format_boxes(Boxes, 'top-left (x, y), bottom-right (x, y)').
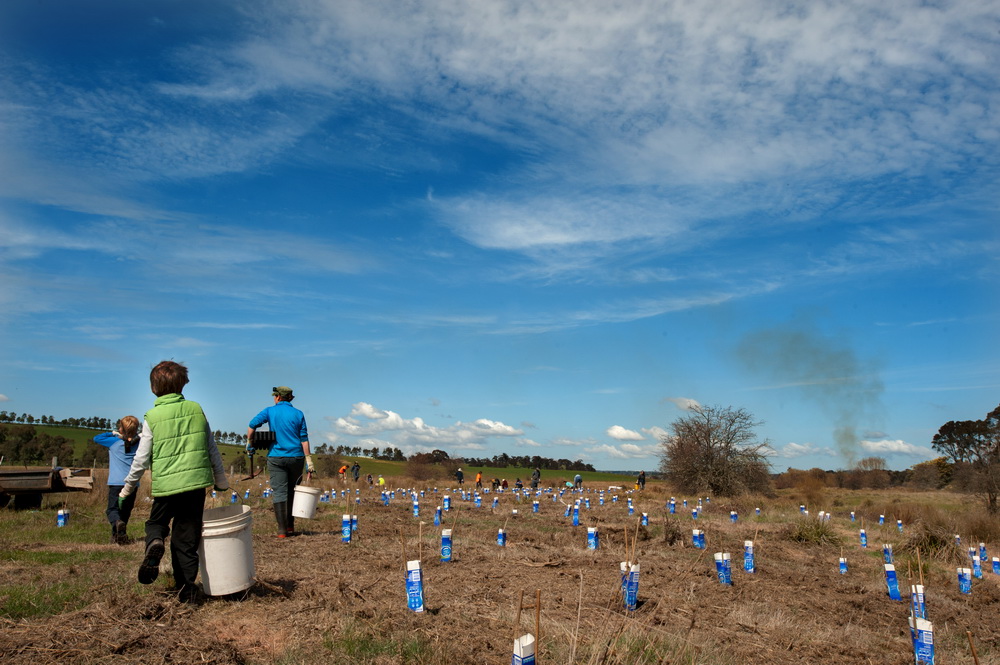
top-left (93, 416), bottom-right (140, 544)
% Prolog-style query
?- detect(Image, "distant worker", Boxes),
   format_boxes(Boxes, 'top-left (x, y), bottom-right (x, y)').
top-left (574, 473), bottom-right (583, 489)
top-left (94, 415), bottom-right (141, 545)
top-left (366, 473), bottom-right (373, 487)
top-left (351, 461), bottom-right (361, 482)
top-left (378, 474), bottom-right (385, 487)
top-left (247, 386), bottom-right (313, 538)
top-left (338, 464), bottom-right (348, 483)
top-left (637, 470), bottom-right (646, 490)
top-left (514, 478), bottom-right (523, 489)
top-left (455, 467), bottom-right (464, 485)
top-left (475, 471), bottom-right (483, 488)
top-left (530, 468), bottom-right (541, 490)
top-left (501, 478), bottom-right (508, 490)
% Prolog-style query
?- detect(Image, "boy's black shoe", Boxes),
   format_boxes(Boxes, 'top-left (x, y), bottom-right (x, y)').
top-left (178, 584), bottom-right (204, 605)
top-left (138, 538), bottom-right (165, 584)
top-left (113, 521), bottom-right (128, 545)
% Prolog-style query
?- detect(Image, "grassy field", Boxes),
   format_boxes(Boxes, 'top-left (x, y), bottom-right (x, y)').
top-left (2, 465), bottom-right (999, 665)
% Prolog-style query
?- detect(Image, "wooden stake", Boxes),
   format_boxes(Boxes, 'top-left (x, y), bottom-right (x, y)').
top-left (968, 630), bottom-right (981, 665)
top-left (535, 588), bottom-right (542, 661)
top-left (513, 589), bottom-right (525, 641)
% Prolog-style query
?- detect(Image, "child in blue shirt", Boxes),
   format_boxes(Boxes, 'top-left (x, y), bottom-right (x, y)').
top-left (93, 416), bottom-right (140, 544)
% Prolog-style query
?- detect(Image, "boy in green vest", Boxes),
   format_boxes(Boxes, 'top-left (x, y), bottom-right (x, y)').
top-left (120, 360), bottom-right (229, 602)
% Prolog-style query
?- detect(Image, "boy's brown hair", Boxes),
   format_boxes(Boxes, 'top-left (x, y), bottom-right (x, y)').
top-left (150, 360), bottom-right (189, 396)
top-left (118, 415), bottom-right (140, 440)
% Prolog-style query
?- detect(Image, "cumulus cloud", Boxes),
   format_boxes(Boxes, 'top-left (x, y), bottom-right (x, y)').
top-left (860, 439), bottom-right (936, 458)
top-left (606, 425), bottom-right (644, 441)
top-left (330, 402), bottom-right (524, 451)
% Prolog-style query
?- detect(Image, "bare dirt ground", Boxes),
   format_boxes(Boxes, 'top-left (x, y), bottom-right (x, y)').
top-left (1, 482), bottom-right (998, 664)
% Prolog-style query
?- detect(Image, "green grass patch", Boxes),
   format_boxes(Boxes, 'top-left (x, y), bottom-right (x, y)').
top-left (323, 623), bottom-right (433, 663)
top-left (0, 547), bottom-right (131, 566)
top-left (1, 579), bottom-right (94, 619)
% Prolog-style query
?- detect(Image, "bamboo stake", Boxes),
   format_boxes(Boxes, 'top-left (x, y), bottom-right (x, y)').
top-left (570, 572), bottom-right (583, 664)
top-left (631, 517), bottom-right (641, 563)
top-left (534, 588), bottom-right (541, 662)
top-left (418, 521), bottom-right (423, 563)
top-left (917, 548), bottom-right (924, 587)
top-left (398, 528), bottom-right (408, 573)
top-left (357, 501), bottom-right (362, 542)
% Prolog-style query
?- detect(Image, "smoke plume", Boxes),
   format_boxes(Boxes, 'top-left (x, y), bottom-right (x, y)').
top-left (735, 319), bottom-right (883, 465)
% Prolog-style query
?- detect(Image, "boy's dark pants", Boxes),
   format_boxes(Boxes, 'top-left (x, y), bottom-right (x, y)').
top-left (145, 488), bottom-right (206, 589)
top-left (107, 485), bottom-right (137, 524)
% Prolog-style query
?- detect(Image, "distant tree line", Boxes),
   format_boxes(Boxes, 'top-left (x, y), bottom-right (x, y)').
top-left (773, 458), bottom-right (933, 491)
top-left (314, 444), bottom-right (407, 461)
top-left (659, 401), bottom-right (1000, 512)
top-left (0, 424), bottom-right (75, 466)
top-left (0, 411), bottom-right (115, 429)
top-left (406, 448), bottom-right (595, 472)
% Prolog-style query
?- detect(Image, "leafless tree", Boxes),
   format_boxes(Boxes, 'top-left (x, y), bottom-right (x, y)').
top-left (658, 405), bottom-right (772, 496)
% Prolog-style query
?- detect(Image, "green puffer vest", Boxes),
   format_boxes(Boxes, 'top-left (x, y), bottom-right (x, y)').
top-left (145, 393), bottom-right (214, 497)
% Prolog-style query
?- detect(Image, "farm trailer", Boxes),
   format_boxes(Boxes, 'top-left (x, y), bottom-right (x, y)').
top-left (0, 463), bottom-right (94, 509)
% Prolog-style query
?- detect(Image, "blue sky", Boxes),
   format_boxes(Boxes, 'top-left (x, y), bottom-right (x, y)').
top-left (1, 0), bottom-right (997, 471)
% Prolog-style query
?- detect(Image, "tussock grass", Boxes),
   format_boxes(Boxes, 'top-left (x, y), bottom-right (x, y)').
top-left (785, 518), bottom-right (842, 546)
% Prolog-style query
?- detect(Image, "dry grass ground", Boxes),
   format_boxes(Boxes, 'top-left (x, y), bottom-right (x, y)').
top-left (1, 474), bottom-right (998, 664)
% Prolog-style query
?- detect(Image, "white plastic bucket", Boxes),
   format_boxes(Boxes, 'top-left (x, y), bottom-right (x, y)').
top-left (199, 504), bottom-right (255, 596)
top-left (292, 485), bottom-right (322, 518)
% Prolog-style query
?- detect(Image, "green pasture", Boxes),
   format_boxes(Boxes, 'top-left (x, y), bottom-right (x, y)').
top-left (0, 423), bottom-right (635, 484)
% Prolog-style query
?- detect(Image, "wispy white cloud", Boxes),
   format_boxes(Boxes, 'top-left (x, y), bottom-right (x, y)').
top-left (663, 397), bottom-right (702, 412)
top-left (642, 426), bottom-right (669, 442)
top-left (0, 213), bottom-right (376, 316)
top-left (0, 394), bottom-right (9, 402)
top-left (550, 436), bottom-right (598, 448)
top-left (190, 323), bottom-right (295, 330)
top-left (584, 442), bottom-right (658, 460)
top-left (768, 442), bottom-right (838, 459)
